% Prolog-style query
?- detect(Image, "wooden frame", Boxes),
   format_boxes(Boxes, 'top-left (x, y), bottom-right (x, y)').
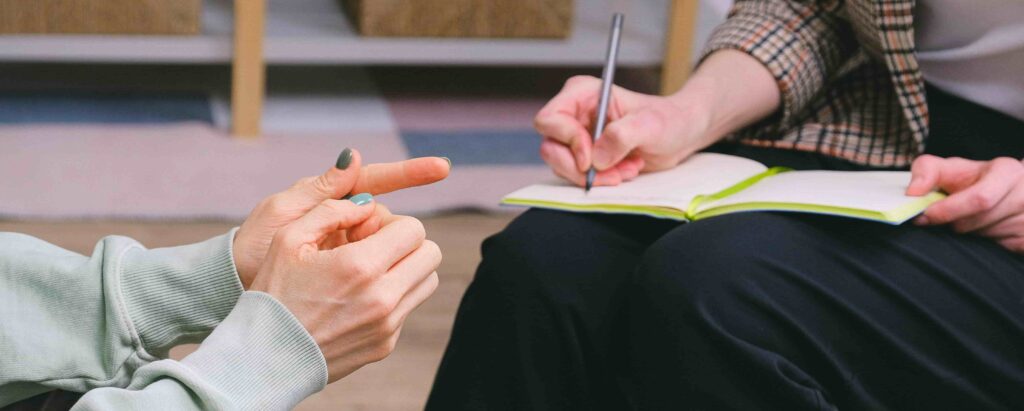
top-left (231, 0), bottom-right (266, 138)
top-left (227, 0), bottom-right (700, 137)
top-left (660, 0), bottom-right (699, 95)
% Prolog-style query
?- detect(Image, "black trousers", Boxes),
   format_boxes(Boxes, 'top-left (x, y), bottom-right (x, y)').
top-left (427, 86), bottom-right (1024, 410)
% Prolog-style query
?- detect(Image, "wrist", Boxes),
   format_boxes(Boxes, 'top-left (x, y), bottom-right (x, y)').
top-left (669, 49), bottom-right (781, 141)
top-left (231, 228), bottom-right (257, 289)
top-left (664, 77), bottom-right (717, 144)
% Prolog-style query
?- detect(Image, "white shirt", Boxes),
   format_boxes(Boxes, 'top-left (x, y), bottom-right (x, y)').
top-left (915, 0), bottom-right (1024, 121)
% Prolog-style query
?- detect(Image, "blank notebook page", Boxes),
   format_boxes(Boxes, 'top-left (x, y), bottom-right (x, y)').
top-left (505, 153), bottom-right (768, 209)
top-left (696, 171), bottom-right (918, 213)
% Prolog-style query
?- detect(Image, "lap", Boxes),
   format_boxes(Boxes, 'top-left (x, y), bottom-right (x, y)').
top-left (638, 211), bottom-right (1024, 328)
top-left (459, 208), bottom-right (1024, 409)
top-left (629, 212), bottom-right (1024, 409)
top-left (488, 208), bottom-right (1024, 329)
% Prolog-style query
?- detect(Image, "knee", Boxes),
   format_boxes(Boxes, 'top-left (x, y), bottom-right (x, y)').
top-left (630, 214), bottom-right (841, 408)
top-left (634, 213), bottom-right (806, 316)
top-left (471, 209), bottom-right (602, 304)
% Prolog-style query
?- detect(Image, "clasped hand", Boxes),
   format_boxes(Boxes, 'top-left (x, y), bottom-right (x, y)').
top-left (233, 149), bottom-right (450, 381)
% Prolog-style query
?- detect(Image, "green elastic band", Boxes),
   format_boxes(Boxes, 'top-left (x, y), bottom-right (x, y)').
top-left (685, 166), bottom-right (791, 218)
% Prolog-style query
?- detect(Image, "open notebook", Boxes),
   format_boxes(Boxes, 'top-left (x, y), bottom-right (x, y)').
top-left (502, 153), bottom-right (945, 224)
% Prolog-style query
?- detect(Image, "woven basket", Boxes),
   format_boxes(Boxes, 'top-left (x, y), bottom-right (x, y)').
top-left (0, 0), bottom-right (201, 35)
top-left (341, 0), bottom-right (574, 39)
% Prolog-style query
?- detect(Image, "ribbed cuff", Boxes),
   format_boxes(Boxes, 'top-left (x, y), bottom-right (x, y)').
top-left (182, 292), bottom-right (328, 410)
top-left (120, 229), bottom-right (245, 357)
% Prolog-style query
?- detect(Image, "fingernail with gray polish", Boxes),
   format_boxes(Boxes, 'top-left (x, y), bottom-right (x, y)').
top-left (348, 193), bottom-right (373, 206)
top-left (335, 148), bottom-right (353, 169)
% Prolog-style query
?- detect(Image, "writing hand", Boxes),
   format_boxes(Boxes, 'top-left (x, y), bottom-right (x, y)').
top-left (533, 75), bottom-right (710, 187)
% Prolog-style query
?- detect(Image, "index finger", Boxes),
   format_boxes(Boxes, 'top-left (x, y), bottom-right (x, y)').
top-left (536, 76), bottom-right (601, 125)
top-left (346, 203), bottom-right (394, 243)
top-left (536, 75), bottom-right (598, 133)
top-left (536, 77), bottom-right (603, 170)
top-left (352, 157), bottom-right (451, 196)
top-left (282, 198), bottom-right (376, 246)
top-left (535, 112), bottom-right (593, 172)
top-left (333, 215), bottom-right (426, 271)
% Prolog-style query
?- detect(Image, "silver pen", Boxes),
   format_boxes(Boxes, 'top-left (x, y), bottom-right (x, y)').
top-left (586, 13), bottom-right (624, 193)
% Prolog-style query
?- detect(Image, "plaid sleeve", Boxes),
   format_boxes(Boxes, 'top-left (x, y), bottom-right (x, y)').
top-left (699, 0), bottom-right (859, 130)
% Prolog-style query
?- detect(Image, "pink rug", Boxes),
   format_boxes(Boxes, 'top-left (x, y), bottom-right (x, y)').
top-left (0, 123), bottom-right (548, 220)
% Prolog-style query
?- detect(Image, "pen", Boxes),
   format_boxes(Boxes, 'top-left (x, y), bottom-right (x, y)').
top-left (586, 13), bottom-right (624, 193)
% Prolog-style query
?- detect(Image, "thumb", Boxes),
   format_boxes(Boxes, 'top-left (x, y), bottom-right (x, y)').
top-left (907, 154), bottom-right (942, 196)
top-left (592, 112), bottom-right (648, 170)
top-left (290, 148), bottom-right (365, 206)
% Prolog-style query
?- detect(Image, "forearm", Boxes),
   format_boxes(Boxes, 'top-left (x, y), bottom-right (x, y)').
top-left (0, 231), bottom-right (242, 405)
top-left (669, 49), bottom-right (781, 146)
top-left (681, 0), bottom-right (857, 141)
top-left (72, 292), bottom-right (326, 411)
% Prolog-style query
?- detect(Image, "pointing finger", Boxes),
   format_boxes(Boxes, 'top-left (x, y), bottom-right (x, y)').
top-left (352, 157), bottom-right (452, 196)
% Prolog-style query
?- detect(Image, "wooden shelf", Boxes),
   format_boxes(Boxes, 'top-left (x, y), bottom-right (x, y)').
top-left (0, 0), bottom-right (697, 137)
top-left (0, 0), bottom-right (668, 67)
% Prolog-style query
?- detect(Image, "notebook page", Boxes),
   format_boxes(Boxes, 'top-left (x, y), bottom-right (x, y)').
top-left (696, 170), bottom-right (920, 214)
top-left (503, 153), bottom-right (768, 210)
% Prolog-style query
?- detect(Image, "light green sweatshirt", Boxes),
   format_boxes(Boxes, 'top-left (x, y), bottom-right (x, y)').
top-left (0, 230), bottom-right (328, 410)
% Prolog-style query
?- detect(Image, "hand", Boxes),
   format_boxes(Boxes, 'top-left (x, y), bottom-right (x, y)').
top-left (250, 197), bottom-right (441, 382)
top-left (233, 148), bottom-right (449, 288)
top-left (907, 155), bottom-right (1024, 252)
top-left (533, 75), bottom-right (711, 187)
top-left (533, 50), bottom-right (780, 187)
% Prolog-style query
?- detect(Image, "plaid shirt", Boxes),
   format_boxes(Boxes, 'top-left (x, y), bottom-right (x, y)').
top-left (701, 0), bottom-right (928, 167)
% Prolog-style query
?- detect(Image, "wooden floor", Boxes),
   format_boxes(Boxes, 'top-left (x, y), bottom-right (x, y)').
top-left (0, 212), bottom-right (516, 411)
